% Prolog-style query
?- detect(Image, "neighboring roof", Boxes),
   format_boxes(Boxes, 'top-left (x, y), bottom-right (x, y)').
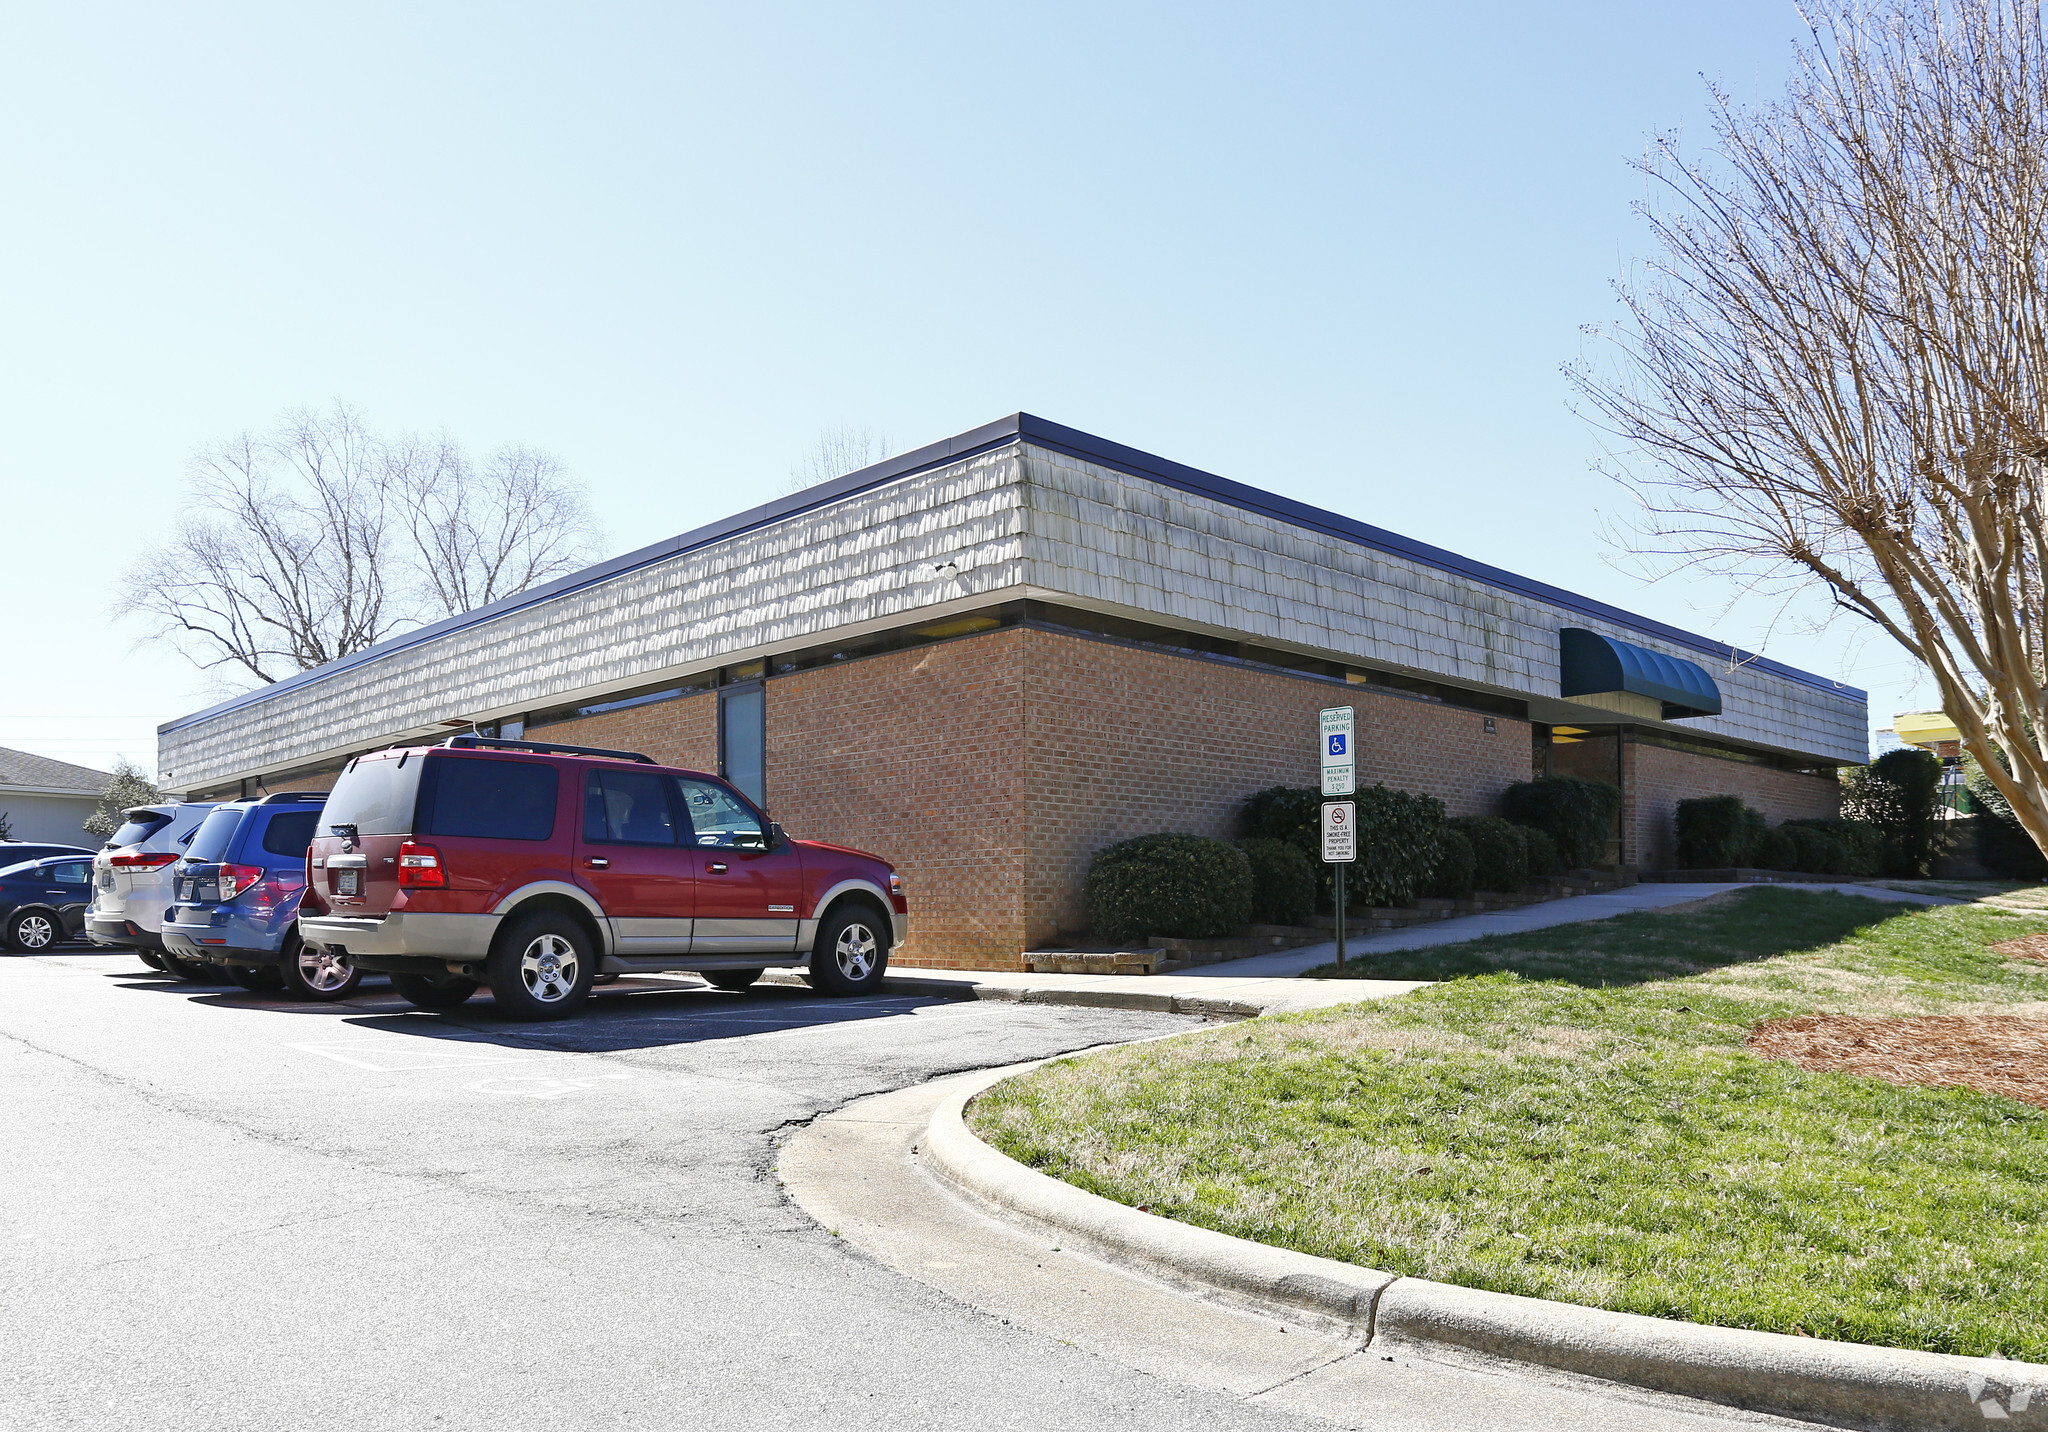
top-left (0, 745), bottom-right (110, 796)
top-left (160, 412), bottom-right (1864, 737)
top-left (1893, 710), bottom-right (1962, 746)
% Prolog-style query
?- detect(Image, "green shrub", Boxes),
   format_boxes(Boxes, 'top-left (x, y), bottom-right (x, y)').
top-left (1084, 834), bottom-right (1254, 942)
top-left (1502, 776), bottom-right (1620, 868)
top-left (1962, 756), bottom-right (2048, 878)
top-left (1236, 837), bottom-right (1317, 925)
top-left (1843, 748), bottom-right (1946, 877)
top-left (1781, 818), bottom-right (1884, 877)
top-left (1451, 815), bottom-right (1529, 893)
top-left (1521, 826), bottom-right (1564, 878)
top-left (1422, 826), bottom-right (1476, 900)
top-left (1240, 786), bottom-right (1321, 863)
top-left (1786, 824), bottom-right (1853, 876)
top-left (1675, 795), bottom-right (1759, 867)
top-left (1753, 826), bottom-right (1798, 871)
top-left (1352, 783), bottom-right (1446, 908)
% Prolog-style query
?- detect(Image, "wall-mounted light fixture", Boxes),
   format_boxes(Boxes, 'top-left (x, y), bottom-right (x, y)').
top-left (935, 558), bottom-right (960, 579)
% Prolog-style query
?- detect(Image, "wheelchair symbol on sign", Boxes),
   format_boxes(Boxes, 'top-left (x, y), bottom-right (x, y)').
top-left (1328, 734), bottom-right (1346, 756)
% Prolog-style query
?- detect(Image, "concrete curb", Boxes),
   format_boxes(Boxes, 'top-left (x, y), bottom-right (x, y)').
top-left (925, 1078), bottom-right (2048, 1432)
top-left (922, 1084), bottom-right (1395, 1339)
top-left (761, 969), bottom-right (1264, 1018)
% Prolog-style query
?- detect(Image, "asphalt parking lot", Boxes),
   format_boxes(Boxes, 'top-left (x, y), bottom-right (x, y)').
top-left (3, 946), bottom-right (1346, 1432)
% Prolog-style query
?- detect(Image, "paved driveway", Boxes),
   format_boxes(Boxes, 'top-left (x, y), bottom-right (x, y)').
top-left (2, 949), bottom-right (1294, 1432)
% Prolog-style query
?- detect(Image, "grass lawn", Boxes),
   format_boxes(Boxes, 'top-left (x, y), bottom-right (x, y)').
top-left (968, 888), bottom-right (2048, 1357)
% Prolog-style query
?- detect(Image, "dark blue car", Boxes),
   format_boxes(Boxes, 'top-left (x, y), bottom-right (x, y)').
top-left (159, 793), bottom-right (355, 999)
top-left (1, 855), bottom-right (95, 951)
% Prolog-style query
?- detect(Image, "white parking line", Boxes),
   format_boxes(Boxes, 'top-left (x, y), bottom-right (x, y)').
top-left (287, 1041), bottom-right (564, 1073)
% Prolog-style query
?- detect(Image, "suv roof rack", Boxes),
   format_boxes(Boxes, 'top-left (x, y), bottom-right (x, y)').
top-left (258, 791), bottom-right (331, 804)
top-left (437, 734), bottom-right (656, 764)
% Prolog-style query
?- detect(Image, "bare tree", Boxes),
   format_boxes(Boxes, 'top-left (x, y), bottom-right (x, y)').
top-left (785, 424), bottom-right (891, 494)
top-left (121, 406), bottom-right (403, 683)
top-left (121, 405), bottom-right (600, 683)
top-left (1577, 0), bottom-right (2048, 862)
top-left (402, 441), bottom-right (597, 617)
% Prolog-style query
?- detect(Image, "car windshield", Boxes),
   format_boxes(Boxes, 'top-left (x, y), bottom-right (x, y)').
top-left (184, 808), bottom-right (246, 864)
top-left (323, 754), bottom-right (426, 837)
top-left (110, 812), bottom-right (172, 847)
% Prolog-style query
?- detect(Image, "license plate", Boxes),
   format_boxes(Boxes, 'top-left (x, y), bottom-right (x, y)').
top-left (335, 869), bottom-right (360, 896)
top-left (177, 879), bottom-right (194, 900)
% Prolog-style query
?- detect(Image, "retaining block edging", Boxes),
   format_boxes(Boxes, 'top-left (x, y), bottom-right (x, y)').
top-left (923, 1081), bottom-right (2048, 1432)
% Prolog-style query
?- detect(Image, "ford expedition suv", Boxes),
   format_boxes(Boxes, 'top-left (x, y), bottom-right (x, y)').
top-left (298, 736), bottom-right (907, 1020)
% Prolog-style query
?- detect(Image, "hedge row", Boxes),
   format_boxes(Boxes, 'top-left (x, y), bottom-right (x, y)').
top-left (1674, 794), bottom-right (1882, 877)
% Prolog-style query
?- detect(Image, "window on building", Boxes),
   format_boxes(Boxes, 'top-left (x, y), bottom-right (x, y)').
top-left (719, 685), bottom-right (766, 808)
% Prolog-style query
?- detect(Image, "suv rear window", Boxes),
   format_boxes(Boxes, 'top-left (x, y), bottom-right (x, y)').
top-left (111, 812), bottom-right (172, 847)
top-left (260, 810), bottom-right (322, 858)
top-left (185, 808), bottom-right (246, 864)
top-left (323, 755), bottom-right (427, 837)
top-left (418, 756), bottom-right (558, 841)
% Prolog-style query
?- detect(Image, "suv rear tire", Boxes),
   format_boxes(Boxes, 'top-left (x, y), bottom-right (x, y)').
top-left (137, 948), bottom-right (166, 972)
top-left (700, 967), bottom-right (764, 992)
top-left (390, 973), bottom-right (479, 1010)
top-left (807, 905), bottom-right (888, 997)
top-left (487, 912), bottom-right (595, 1020)
top-left (282, 936), bottom-right (362, 1001)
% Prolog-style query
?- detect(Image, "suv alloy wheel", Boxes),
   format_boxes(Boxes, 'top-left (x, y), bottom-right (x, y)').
top-left (807, 904), bottom-right (888, 997)
top-left (486, 911), bottom-right (595, 1020)
top-left (281, 934), bottom-right (362, 1001)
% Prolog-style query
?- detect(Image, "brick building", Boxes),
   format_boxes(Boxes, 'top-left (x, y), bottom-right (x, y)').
top-left (157, 414), bottom-right (1867, 968)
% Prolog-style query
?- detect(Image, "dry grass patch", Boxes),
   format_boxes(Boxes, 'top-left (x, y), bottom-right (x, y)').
top-left (1749, 1013), bottom-right (2048, 1108)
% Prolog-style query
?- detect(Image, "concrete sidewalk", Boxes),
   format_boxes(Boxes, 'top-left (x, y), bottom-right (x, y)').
top-left (793, 880), bottom-right (1959, 1016)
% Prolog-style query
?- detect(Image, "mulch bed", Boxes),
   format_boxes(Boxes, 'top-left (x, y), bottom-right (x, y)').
top-left (1747, 1014), bottom-right (2048, 1109)
top-left (1991, 933), bottom-right (2048, 963)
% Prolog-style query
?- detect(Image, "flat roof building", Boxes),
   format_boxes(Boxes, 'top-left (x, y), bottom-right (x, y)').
top-left (160, 414), bottom-right (1867, 967)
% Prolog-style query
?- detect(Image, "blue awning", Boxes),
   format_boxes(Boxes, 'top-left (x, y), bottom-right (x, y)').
top-left (1559, 628), bottom-right (1722, 719)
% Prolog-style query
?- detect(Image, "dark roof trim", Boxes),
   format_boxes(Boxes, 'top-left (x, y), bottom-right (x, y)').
top-left (161, 412), bottom-right (1861, 736)
top-left (1558, 627), bottom-right (1722, 719)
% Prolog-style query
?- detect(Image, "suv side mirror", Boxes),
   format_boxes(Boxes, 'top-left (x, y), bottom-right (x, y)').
top-left (768, 822), bottom-right (787, 848)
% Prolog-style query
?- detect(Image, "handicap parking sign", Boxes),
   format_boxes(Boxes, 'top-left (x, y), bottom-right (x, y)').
top-left (1319, 706), bottom-right (1355, 796)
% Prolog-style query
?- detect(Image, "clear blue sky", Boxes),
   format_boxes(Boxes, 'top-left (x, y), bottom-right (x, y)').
top-left (0, 1), bottom-right (1918, 778)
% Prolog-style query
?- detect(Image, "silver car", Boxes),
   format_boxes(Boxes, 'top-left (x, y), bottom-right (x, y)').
top-left (86, 803), bottom-right (216, 975)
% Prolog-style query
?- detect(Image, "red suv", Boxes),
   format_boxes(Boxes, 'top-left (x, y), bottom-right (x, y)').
top-left (297, 736), bottom-right (907, 1019)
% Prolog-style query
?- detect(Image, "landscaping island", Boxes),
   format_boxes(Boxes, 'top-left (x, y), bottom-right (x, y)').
top-left (967, 887), bottom-right (2048, 1358)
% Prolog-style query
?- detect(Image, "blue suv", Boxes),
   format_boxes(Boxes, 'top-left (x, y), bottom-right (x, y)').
top-left (161, 793), bottom-right (359, 1000)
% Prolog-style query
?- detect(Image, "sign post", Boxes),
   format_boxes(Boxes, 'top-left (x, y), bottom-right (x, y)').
top-left (1319, 706), bottom-right (1357, 969)
top-left (1321, 799), bottom-right (1356, 970)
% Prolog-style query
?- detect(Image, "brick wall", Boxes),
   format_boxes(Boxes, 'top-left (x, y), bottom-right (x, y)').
top-left (1018, 628), bottom-right (1533, 944)
top-left (1626, 740), bottom-right (1841, 868)
top-left (532, 695), bottom-right (720, 772)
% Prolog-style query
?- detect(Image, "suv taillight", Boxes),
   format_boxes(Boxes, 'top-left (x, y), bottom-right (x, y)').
top-left (398, 842), bottom-right (446, 888)
top-left (110, 851), bottom-right (179, 869)
top-left (217, 864), bottom-right (265, 900)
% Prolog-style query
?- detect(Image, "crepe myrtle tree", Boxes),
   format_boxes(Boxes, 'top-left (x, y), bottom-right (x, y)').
top-left (119, 404), bottom-right (600, 685)
top-left (1578, 0), bottom-right (2048, 864)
